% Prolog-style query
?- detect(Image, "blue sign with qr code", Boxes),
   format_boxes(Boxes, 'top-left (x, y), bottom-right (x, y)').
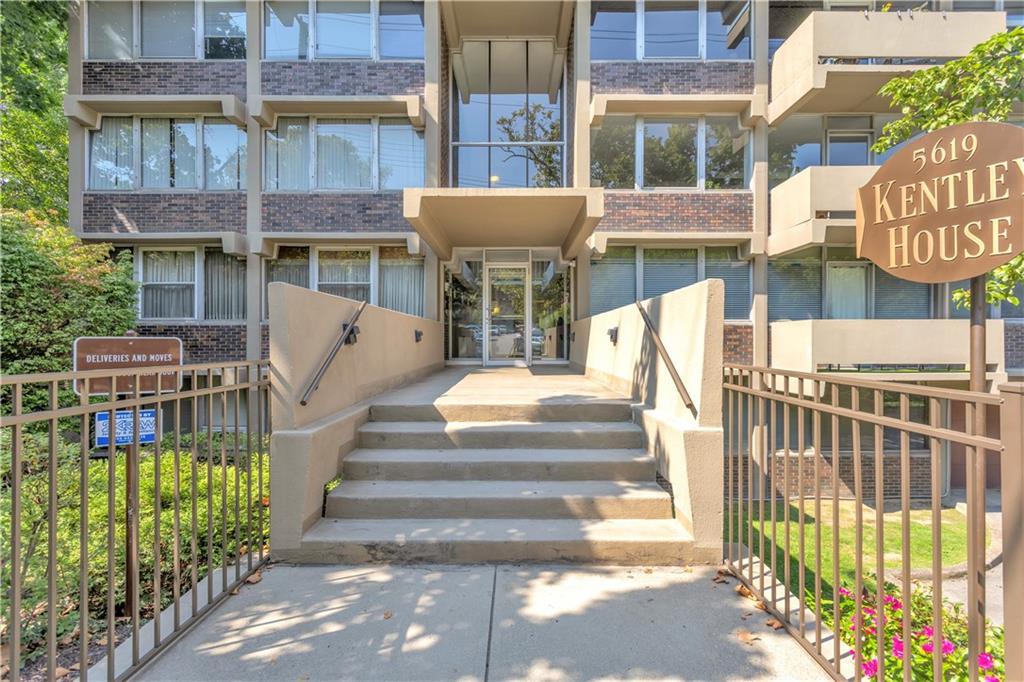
top-left (95, 409), bottom-right (157, 447)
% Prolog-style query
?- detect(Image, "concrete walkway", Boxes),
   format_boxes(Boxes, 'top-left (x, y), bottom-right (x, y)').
top-left (136, 563), bottom-right (827, 681)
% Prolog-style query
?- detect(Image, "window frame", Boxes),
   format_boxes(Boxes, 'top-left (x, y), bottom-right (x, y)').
top-left (87, 114), bottom-right (248, 192)
top-left (263, 0), bottom-right (425, 61)
top-left (263, 115), bottom-right (424, 192)
top-left (85, 0), bottom-right (247, 60)
top-left (136, 246), bottom-right (202, 321)
top-left (312, 245), bottom-right (378, 302)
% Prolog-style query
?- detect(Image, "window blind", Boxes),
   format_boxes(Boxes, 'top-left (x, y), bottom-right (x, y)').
top-left (590, 246), bottom-right (636, 315)
top-left (768, 254), bottom-right (822, 321)
top-left (641, 248), bottom-right (698, 299)
top-left (706, 247), bottom-right (751, 320)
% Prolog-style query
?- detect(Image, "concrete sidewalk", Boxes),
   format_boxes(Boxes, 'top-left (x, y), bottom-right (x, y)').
top-left (136, 563), bottom-right (828, 681)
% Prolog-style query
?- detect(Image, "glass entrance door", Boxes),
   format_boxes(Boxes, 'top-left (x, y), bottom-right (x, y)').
top-left (485, 266), bottom-right (528, 364)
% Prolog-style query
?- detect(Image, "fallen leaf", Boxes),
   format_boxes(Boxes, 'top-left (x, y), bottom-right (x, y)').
top-left (643, 568), bottom-right (653, 574)
top-left (736, 629), bottom-right (761, 646)
top-left (712, 575), bottom-right (730, 584)
top-left (766, 618), bottom-right (785, 630)
top-left (55, 667), bottom-right (72, 679)
top-left (261, 497), bottom-right (270, 507)
top-left (245, 570), bottom-right (262, 584)
top-left (230, 587), bottom-right (241, 595)
top-left (735, 583), bottom-right (754, 599)
top-left (717, 568), bottom-right (735, 578)
top-left (754, 600), bottom-right (768, 612)
top-left (383, 610), bottom-right (393, 620)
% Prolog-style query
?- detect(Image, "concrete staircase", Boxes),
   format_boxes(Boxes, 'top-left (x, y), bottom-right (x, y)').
top-left (298, 396), bottom-right (696, 564)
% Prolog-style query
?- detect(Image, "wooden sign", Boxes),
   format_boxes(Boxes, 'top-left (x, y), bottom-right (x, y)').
top-left (856, 121), bottom-right (1024, 284)
top-left (73, 336), bottom-right (183, 395)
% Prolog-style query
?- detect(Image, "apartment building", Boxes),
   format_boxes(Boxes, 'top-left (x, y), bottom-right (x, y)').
top-left (65, 0), bottom-right (1022, 384)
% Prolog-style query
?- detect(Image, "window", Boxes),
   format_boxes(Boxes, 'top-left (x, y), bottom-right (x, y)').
top-left (705, 246), bottom-right (751, 319)
top-left (768, 249), bottom-right (822, 321)
top-left (874, 267), bottom-right (930, 320)
top-left (642, 248), bottom-right (698, 298)
top-left (590, 246), bottom-right (637, 315)
top-left (264, 0), bottom-right (424, 60)
top-left (264, 246), bottom-right (310, 315)
top-left (88, 115), bottom-right (246, 190)
top-left (592, 115), bottom-right (749, 190)
top-left (141, 250), bottom-right (196, 319)
top-left (379, 246), bottom-right (424, 316)
top-left (203, 117), bottom-right (247, 190)
top-left (591, 0), bottom-right (751, 60)
top-left (204, 248), bottom-right (246, 319)
top-left (141, 118), bottom-right (198, 189)
top-left (87, 0), bottom-right (133, 59)
top-left (825, 262), bottom-right (869, 319)
top-left (89, 116), bottom-right (134, 189)
top-left (1001, 284), bottom-right (1024, 319)
top-left (266, 117), bottom-right (423, 191)
top-left (317, 248), bottom-right (372, 300)
top-left (204, 0), bottom-right (247, 58)
top-left (141, 0), bottom-right (196, 57)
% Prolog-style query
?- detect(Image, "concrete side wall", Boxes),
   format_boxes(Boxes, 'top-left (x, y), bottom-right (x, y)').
top-left (599, 192), bottom-right (753, 232)
top-left (591, 61), bottom-right (754, 95)
top-left (260, 61), bottom-right (425, 96)
top-left (570, 281), bottom-right (724, 555)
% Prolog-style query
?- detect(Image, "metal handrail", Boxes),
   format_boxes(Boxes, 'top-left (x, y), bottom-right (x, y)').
top-left (634, 300), bottom-right (697, 416)
top-left (299, 300), bottom-right (368, 406)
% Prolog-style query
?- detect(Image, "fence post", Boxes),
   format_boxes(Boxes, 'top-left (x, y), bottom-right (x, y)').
top-left (1001, 383), bottom-right (1024, 682)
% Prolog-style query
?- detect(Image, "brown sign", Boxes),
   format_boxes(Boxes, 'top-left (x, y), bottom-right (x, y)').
top-left (856, 121), bottom-right (1024, 284)
top-left (73, 336), bottom-right (183, 395)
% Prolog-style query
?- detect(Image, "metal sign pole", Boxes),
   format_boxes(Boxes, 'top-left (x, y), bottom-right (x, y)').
top-left (968, 273), bottom-right (988, 664)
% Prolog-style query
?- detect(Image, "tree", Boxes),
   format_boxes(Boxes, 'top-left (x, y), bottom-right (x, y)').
top-left (873, 27), bottom-right (1024, 308)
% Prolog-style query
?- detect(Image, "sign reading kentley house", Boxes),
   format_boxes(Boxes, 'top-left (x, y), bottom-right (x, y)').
top-left (856, 121), bottom-right (1024, 283)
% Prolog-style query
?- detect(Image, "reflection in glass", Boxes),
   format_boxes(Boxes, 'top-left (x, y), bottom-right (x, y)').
top-left (591, 0), bottom-right (637, 59)
top-left (768, 115), bottom-right (823, 187)
top-left (644, 0), bottom-right (698, 58)
top-left (87, 0), bottom-right (133, 59)
top-left (316, 0), bottom-right (372, 57)
top-left (488, 267), bottom-right (527, 361)
top-left (706, 1), bottom-right (750, 59)
top-left (318, 249), bottom-right (371, 301)
top-left (379, 119), bottom-right (425, 189)
top-left (455, 146), bottom-right (489, 187)
top-left (379, 0), bottom-right (424, 59)
top-left (141, 0), bottom-right (195, 57)
top-left (142, 118), bottom-right (197, 189)
top-left (316, 118), bottom-right (372, 189)
top-left (205, 0), bottom-right (247, 58)
top-left (490, 42), bottom-right (527, 143)
top-left (265, 117), bottom-right (310, 190)
top-left (264, 0), bottom-right (309, 59)
top-left (591, 116), bottom-right (637, 188)
top-left (532, 261), bottom-right (569, 361)
top-left (204, 118), bottom-right (247, 190)
top-left (89, 117), bottom-right (134, 189)
top-left (643, 118), bottom-right (697, 188)
top-left (705, 117), bottom-right (747, 188)
top-left (446, 262), bottom-right (483, 360)
top-left (826, 134), bottom-right (870, 166)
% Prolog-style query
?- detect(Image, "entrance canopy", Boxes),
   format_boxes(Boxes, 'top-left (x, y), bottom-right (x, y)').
top-left (403, 188), bottom-right (604, 261)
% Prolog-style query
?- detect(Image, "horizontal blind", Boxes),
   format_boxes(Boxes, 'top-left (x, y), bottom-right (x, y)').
top-left (769, 256), bottom-right (822, 321)
top-left (641, 248), bottom-right (698, 299)
top-left (705, 247), bottom-right (751, 320)
top-left (590, 246), bottom-right (636, 315)
top-left (874, 267), bottom-right (930, 319)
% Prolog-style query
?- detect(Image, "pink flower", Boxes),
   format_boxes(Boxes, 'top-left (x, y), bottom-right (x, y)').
top-left (943, 640), bottom-right (955, 656)
top-left (978, 653), bottom-right (995, 671)
top-left (884, 595), bottom-right (903, 610)
top-left (986, 676), bottom-right (1001, 682)
top-left (922, 641), bottom-right (934, 654)
top-left (916, 626), bottom-right (934, 639)
top-left (892, 636), bottom-right (904, 660)
top-left (862, 659), bottom-right (878, 677)
top-left (863, 607), bottom-right (876, 616)
top-left (838, 586), bottom-right (853, 598)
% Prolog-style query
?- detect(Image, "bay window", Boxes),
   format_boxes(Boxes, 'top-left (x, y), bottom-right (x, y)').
top-left (88, 116), bottom-right (246, 190)
top-left (87, 0), bottom-right (246, 59)
top-left (264, 117), bottom-right (424, 191)
top-left (591, 115), bottom-right (749, 190)
top-left (591, 0), bottom-right (751, 60)
top-left (263, 0), bottom-right (424, 60)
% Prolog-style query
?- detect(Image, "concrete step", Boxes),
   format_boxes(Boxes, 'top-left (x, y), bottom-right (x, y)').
top-left (368, 400), bottom-right (634, 423)
top-left (357, 421), bottom-right (644, 450)
top-left (324, 480), bottom-right (672, 519)
top-left (342, 448), bottom-right (655, 481)
top-left (296, 517), bottom-right (696, 564)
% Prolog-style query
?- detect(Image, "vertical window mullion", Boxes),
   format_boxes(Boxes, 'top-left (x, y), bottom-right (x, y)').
top-left (309, 116), bottom-right (317, 189)
top-left (309, 0), bottom-right (316, 61)
top-left (637, 0), bottom-right (645, 59)
top-left (697, 246), bottom-right (706, 281)
top-left (635, 246), bottom-right (644, 301)
top-left (372, 118), bottom-right (380, 190)
top-left (196, 247), bottom-right (205, 320)
top-left (133, 117), bottom-right (142, 189)
top-left (133, 0), bottom-right (142, 57)
top-left (634, 117), bottom-right (644, 189)
top-left (697, 117), bottom-right (707, 190)
top-left (371, 0), bottom-right (380, 60)
top-left (196, 116), bottom-right (205, 190)
top-left (195, 0), bottom-right (203, 58)
top-left (310, 246), bottom-right (319, 291)
top-left (698, 0), bottom-right (707, 60)
top-left (370, 245), bottom-right (380, 305)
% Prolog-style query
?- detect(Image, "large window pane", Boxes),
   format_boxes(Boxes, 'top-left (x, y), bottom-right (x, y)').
top-left (490, 42), bottom-right (528, 143)
top-left (379, 246), bottom-right (424, 316)
top-left (265, 0), bottom-right (309, 59)
top-left (644, 0), bottom-right (698, 58)
top-left (455, 146), bottom-right (489, 187)
top-left (526, 146), bottom-right (563, 188)
top-left (446, 261), bottom-right (483, 359)
top-left (141, 118), bottom-right (197, 189)
top-left (642, 248), bottom-right (698, 299)
top-left (591, 116), bottom-right (636, 188)
top-left (205, 0), bottom-right (247, 59)
top-left (705, 117), bottom-right (748, 189)
top-left (491, 146), bottom-right (529, 188)
top-left (265, 246), bottom-right (309, 316)
top-left (706, 0), bottom-right (750, 59)
top-left (316, 118), bottom-right (372, 189)
top-left (379, 0), bottom-right (424, 59)
top-left (142, 250), bottom-right (195, 319)
top-left (643, 118), bottom-right (697, 188)
top-left (204, 118), bottom-right (247, 190)
top-left (204, 249), bottom-right (246, 320)
top-left (874, 267), bottom-right (930, 320)
top-left (706, 247), bottom-right (751, 320)
top-left (591, 0), bottom-right (637, 59)
top-left (318, 249), bottom-right (371, 300)
top-left (827, 133), bottom-right (871, 165)
top-left (768, 115), bottom-right (823, 188)
top-left (590, 246), bottom-right (637, 315)
top-left (316, 0), bottom-right (371, 58)
top-left (265, 117), bottom-right (310, 190)
top-left (141, 0), bottom-right (196, 58)
top-left (455, 41), bottom-right (490, 143)
top-left (379, 119), bottom-right (424, 189)
top-left (88, 0), bottom-right (133, 59)
top-left (532, 261), bottom-right (569, 361)
top-left (768, 249), bottom-right (822, 321)
top-left (89, 116), bottom-right (134, 189)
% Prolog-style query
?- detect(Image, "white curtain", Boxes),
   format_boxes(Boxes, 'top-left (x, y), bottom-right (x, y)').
top-left (316, 119), bottom-right (372, 189)
top-left (204, 118), bottom-right (246, 190)
top-left (379, 119), bottom-right (424, 189)
top-left (318, 249), bottom-right (371, 300)
top-left (827, 265), bottom-right (868, 319)
top-left (142, 118), bottom-right (197, 189)
top-left (142, 251), bottom-right (195, 318)
top-left (204, 249), bottom-right (246, 320)
top-left (89, 117), bottom-right (134, 189)
top-left (88, 0), bottom-right (132, 58)
top-left (265, 118), bottom-right (309, 190)
top-left (379, 248), bottom-right (424, 315)
top-left (141, 0), bottom-right (196, 57)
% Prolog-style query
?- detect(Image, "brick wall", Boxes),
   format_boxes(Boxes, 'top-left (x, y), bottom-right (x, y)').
top-left (599, 191), bottom-right (753, 232)
top-left (591, 61), bottom-right (754, 95)
top-left (82, 192), bottom-right (246, 233)
top-left (260, 193), bottom-right (409, 232)
top-left (135, 323), bottom-right (246, 363)
top-left (83, 61), bottom-right (246, 99)
top-left (261, 61), bottom-right (424, 96)
top-left (1006, 321), bottom-right (1024, 370)
top-left (724, 324), bottom-right (752, 364)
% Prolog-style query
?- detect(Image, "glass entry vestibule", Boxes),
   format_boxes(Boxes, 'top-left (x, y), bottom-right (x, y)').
top-left (445, 249), bottom-right (571, 366)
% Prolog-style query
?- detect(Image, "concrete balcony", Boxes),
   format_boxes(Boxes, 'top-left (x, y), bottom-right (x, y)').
top-left (768, 165), bottom-right (875, 256)
top-left (768, 11), bottom-right (1005, 123)
top-left (770, 319), bottom-right (1007, 383)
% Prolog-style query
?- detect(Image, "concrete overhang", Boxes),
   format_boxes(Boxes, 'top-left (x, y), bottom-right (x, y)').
top-left (588, 230), bottom-right (764, 258)
top-left (403, 188), bottom-right (603, 262)
top-left (79, 231), bottom-right (248, 256)
top-left (591, 94), bottom-right (765, 128)
top-left (251, 232), bottom-right (422, 258)
top-left (64, 94), bottom-right (246, 129)
top-left (251, 95), bottom-right (424, 129)
top-left (766, 221), bottom-right (854, 257)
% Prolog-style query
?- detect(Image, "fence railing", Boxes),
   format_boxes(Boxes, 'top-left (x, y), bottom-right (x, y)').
top-left (723, 364), bottom-right (1021, 682)
top-left (1, 360), bottom-right (270, 681)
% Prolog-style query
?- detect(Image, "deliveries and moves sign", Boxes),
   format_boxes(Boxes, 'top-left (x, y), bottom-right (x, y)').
top-left (73, 336), bottom-right (183, 395)
top-left (856, 121), bottom-right (1024, 283)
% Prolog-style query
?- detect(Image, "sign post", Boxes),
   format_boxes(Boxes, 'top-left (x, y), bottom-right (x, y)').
top-left (855, 120), bottom-right (1024, 671)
